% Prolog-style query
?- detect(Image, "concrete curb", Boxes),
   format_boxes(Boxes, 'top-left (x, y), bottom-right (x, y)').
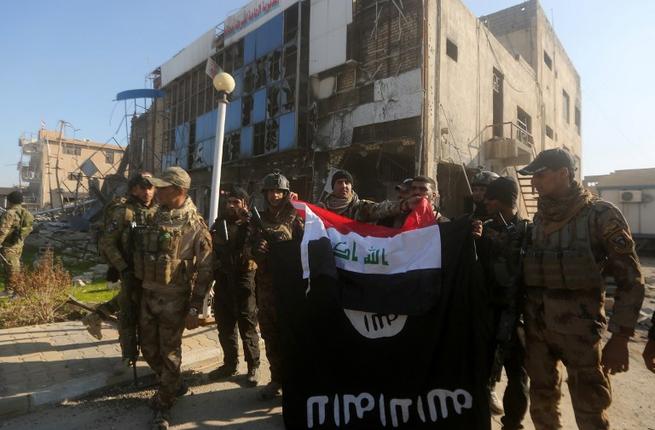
top-left (0, 346), bottom-right (221, 419)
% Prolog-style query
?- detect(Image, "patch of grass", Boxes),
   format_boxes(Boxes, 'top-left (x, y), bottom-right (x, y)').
top-left (71, 279), bottom-right (119, 304)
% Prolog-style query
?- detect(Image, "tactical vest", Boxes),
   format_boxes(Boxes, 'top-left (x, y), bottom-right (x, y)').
top-left (261, 211), bottom-right (298, 242)
top-left (490, 219), bottom-right (529, 291)
top-left (133, 217), bottom-right (192, 287)
top-left (2, 206), bottom-right (33, 248)
top-left (523, 205), bottom-right (604, 290)
top-left (213, 221), bottom-right (256, 272)
top-left (122, 203), bottom-right (157, 254)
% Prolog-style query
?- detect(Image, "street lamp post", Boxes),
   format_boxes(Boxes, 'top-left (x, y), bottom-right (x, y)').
top-left (208, 71), bottom-right (236, 224)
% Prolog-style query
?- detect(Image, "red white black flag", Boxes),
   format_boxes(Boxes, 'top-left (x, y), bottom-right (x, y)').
top-left (272, 202), bottom-right (492, 429)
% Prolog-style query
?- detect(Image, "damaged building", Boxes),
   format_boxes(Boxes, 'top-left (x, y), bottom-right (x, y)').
top-left (18, 129), bottom-right (124, 209)
top-left (133, 0), bottom-right (581, 219)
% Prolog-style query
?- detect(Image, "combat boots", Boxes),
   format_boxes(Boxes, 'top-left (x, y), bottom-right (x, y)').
top-left (151, 408), bottom-right (171, 430)
top-left (257, 381), bottom-right (281, 400)
top-left (246, 366), bottom-right (260, 387)
top-left (208, 364), bottom-right (238, 381)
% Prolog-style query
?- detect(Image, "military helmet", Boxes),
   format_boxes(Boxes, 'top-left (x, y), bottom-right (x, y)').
top-left (471, 170), bottom-right (500, 187)
top-left (261, 170), bottom-right (290, 192)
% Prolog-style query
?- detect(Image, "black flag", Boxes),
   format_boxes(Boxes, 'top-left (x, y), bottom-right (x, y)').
top-left (272, 205), bottom-right (492, 430)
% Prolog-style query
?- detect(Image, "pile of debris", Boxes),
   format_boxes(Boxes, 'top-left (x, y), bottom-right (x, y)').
top-left (26, 221), bottom-right (100, 266)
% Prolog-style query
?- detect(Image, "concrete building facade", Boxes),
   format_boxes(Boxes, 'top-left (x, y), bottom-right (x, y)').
top-left (585, 169), bottom-right (655, 245)
top-left (133, 0), bottom-right (581, 219)
top-left (19, 129), bottom-right (124, 209)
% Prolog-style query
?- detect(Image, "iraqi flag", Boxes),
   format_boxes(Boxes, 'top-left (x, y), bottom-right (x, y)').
top-left (271, 200), bottom-right (492, 430)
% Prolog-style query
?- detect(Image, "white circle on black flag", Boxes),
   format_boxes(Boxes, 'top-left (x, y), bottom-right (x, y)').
top-left (343, 309), bottom-right (408, 339)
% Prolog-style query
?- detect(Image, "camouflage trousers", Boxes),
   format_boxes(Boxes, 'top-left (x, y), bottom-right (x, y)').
top-left (256, 273), bottom-right (283, 384)
top-left (524, 320), bottom-right (611, 430)
top-left (213, 270), bottom-right (260, 369)
top-left (1, 247), bottom-right (21, 294)
top-left (139, 288), bottom-right (188, 410)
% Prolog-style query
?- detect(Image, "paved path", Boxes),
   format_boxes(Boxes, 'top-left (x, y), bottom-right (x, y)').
top-left (0, 320), bottom-right (221, 416)
top-left (1, 323), bottom-right (653, 428)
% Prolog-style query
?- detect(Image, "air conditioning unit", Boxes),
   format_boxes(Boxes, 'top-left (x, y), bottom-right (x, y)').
top-left (619, 190), bottom-right (642, 203)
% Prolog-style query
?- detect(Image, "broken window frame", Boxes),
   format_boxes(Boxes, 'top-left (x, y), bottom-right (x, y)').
top-left (516, 106), bottom-right (532, 145)
top-left (253, 122), bottom-right (266, 156)
top-left (62, 143), bottom-right (82, 156)
top-left (265, 117), bottom-right (280, 153)
top-left (104, 150), bottom-right (115, 164)
top-left (223, 130), bottom-right (241, 162)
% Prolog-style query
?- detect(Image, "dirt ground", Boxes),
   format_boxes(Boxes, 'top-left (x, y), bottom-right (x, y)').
top-left (2, 258), bottom-right (654, 430)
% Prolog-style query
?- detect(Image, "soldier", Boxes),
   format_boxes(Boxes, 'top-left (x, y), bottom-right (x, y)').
top-left (390, 175), bottom-right (450, 228)
top-left (409, 175), bottom-right (450, 223)
top-left (470, 170), bottom-right (500, 220)
top-left (209, 186), bottom-right (261, 386)
top-left (84, 173), bottom-right (157, 355)
top-left (0, 191), bottom-right (34, 298)
top-left (251, 171), bottom-right (304, 400)
top-left (0, 191), bottom-right (33, 296)
top-left (478, 177), bottom-right (529, 429)
top-left (519, 148), bottom-right (644, 430)
top-left (318, 169), bottom-right (406, 222)
top-left (134, 167), bottom-right (213, 429)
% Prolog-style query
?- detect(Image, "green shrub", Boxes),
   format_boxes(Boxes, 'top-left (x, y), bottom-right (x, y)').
top-left (0, 249), bottom-right (72, 328)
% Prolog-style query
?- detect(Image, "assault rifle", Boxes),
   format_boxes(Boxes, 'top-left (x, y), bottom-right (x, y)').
top-left (67, 295), bottom-right (118, 324)
top-left (489, 213), bottom-right (530, 383)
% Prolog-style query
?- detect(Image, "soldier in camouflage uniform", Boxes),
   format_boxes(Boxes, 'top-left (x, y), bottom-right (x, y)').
top-left (519, 148), bottom-right (645, 430)
top-left (84, 173), bottom-right (157, 352)
top-left (318, 170), bottom-right (407, 222)
top-left (134, 167), bottom-right (213, 430)
top-left (209, 186), bottom-right (261, 385)
top-left (478, 177), bottom-right (529, 430)
top-left (0, 191), bottom-right (33, 298)
top-left (252, 171), bottom-right (304, 400)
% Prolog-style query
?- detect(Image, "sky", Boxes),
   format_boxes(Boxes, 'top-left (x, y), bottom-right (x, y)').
top-left (0, 0), bottom-right (653, 188)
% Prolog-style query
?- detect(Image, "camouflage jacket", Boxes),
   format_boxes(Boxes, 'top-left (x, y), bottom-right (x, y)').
top-left (650, 312), bottom-right (655, 341)
top-left (211, 218), bottom-right (257, 274)
top-left (525, 199), bottom-right (644, 336)
top-left (252, 201), bottom-right (304, 276)
top-left (99, 196), bottom-right (158, 273)
top-left (138, 197), bottom-right (213, 309)
top-left (479, 214), bottom-right (530, 307)
top-left (0, 203), bottom-right (33, 251)
top-left (318, 193), bottom-right (403, 223)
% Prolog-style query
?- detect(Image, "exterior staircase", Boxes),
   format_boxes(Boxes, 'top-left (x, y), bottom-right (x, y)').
top-left (478, 122), bottom-right (540, 220)
top-left (512, 167), bottom-right (539, 220)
